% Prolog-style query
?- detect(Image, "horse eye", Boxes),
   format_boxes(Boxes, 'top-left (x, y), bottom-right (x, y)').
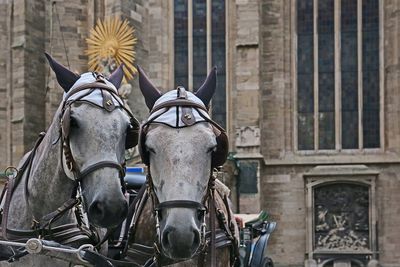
top-left (197, 210), bottom-right (205, 221)
top-left (207, 146), bottom-right (217, 153)
top-left (70, 117), bottom-right (79, 128)
top-left (147, 147), bottom-right (156, 154)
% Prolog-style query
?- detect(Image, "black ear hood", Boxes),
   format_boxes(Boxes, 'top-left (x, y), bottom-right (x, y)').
top-left (137, 65), bottom-right (162, 110)
top-left (108, 64), bottom-right (124, 89)
top-left (45, 52), bottom-right (80, 92)
top-left (195, 67), bottom-right (217, 107)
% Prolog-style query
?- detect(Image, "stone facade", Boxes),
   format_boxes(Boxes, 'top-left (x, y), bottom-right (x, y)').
top-left (1, 0), bottom-right (400, 266)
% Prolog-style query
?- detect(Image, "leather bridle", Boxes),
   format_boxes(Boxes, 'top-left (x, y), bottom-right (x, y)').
top-left (0, 76), bottom-right (138, 248)
top-left (145, 170), bottom-right (213, 255)
top-left (60, 79), bottom-right (133, 186)
top-left (139, 92), bottom-right (233, 267)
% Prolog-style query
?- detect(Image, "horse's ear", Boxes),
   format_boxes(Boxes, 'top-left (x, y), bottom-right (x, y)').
top-left (44, 53), bottom-right (80, 93)
top-left (108, 63), bottom-right (124, 89)
top-left (137, 65), bottom-right (162, 110)
top-left (195, 67), bottom-right (217, 107)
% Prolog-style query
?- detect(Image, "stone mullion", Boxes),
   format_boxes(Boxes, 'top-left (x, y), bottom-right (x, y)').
top-left (292, 0), bottom-right (298, 152)
top-left (206, 0), bottom-right (212, 73)
top-left (358, 0), bottom-right (363, 149)
top-left (379, 0), bottom-right (384, 151)
top-left (188, 0), bottom-right (193, 91)
top-left (169, 0), bottom-right (175, 89)
top-left (313, 0), bottom-right (319, 151)
top-left (335, 0), bottom-right (341, 150)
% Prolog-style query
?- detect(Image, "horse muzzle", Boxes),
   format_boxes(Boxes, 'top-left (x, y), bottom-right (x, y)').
top-left (88, 195), bottom-right (128, 228)
top-left (158, 207), bottom-right (204, 260)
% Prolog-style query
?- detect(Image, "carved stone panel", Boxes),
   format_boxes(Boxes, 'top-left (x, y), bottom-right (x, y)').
top-left (314, 183), bottom-right (369, 252)
top-left (235, 126), bottom-right (260, 147)
top-left (304, 166), bottom-right (379, 267)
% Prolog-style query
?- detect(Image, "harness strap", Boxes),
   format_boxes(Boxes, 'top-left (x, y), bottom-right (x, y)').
top-left (5, 223), bottom-right (95, 244)
top-left (209, 181), bottom-right (217, 267)
top-left (7, 250), bottom-right (29, 263)
top-left (76, 161), bottom-right (126, 182)
top-left (150, 99), bottom-right (208, 114)
top-left (1, 133), bottom-right (46, 240)
top-left (155, 200), bottom-right (206, 211)
top-left (64, 82), bottom-right (118, 100)
top-left (80, 249), bottom-right (139, 267)
top-left (124, 185), bottom-right (148, 257)
top-left (37, 198), bottom-right (79, 230)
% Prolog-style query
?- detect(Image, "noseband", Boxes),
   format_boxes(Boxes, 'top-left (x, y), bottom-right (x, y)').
top-left (146, 170), bottom-right (214, 254)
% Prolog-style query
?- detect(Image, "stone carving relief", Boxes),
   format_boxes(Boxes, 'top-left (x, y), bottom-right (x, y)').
top-left (235, 126), bottom-right (260, 148)
top-left (314, 183), bottom-right (369, 252)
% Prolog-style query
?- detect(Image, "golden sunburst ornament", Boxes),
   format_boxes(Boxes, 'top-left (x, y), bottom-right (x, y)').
top-left (86, 17), bottom-right (137, 80)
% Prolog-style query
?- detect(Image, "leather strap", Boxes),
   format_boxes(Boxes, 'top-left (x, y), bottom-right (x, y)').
top-left (209, 185), bottom-right (217, 267)
top-left (150, 99), bottom-right (208, 114)
top-left (5, 223), bottom-right (95, 244)
top-left (64, 82), bottom-right (118, 100)
top-left (76, 161), bottom-right (126, 182)
top-left (81, 250), bottom-right (137, 267)
top-left (2, 132), bottom-right (46, 240)
top-left (38, 198), bottom-right (79, 229)
top-left (155, 200), bottom-right (206, 211)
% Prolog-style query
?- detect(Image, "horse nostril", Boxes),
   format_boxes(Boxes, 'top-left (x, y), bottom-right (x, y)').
top-left (162, 227), bottom-right (172, 248)
top-left (192, 229), bottom-right (200, 249)
top-left (89, 201), bottom-right (104, 219)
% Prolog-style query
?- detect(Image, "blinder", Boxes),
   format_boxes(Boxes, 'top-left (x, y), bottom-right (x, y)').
top-left (125, 117), bottom-right (140, 149)
top-left (211, 126), bottom-right (229, 168)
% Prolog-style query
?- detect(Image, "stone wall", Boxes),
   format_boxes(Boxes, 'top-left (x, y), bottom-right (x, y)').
top-left (258, 0), bottom-right (400, 266)
top-left (230, 0), bottom-right (263, 213)
top-left (0, 0), bottom-right (46, 167)
top-left (45, 0), bottom-right (89, 125)
top-left (261, 164), bottom-right (400, 266)
top-left (0, 0), bottom-right (149, 168)
top-left (0, 2), bottom-right (9, 167)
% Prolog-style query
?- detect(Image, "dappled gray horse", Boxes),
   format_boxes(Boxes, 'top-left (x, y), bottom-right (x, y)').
top-left (0, 53), bottom-right (139, 266)
top-left (124, 67), bottom-right (239, 267)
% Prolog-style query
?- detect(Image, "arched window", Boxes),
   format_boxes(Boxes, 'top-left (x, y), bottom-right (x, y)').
top-left (296, 0), bottom-right (380, 151)
top-left (173, 0), bottom-right (226, 128)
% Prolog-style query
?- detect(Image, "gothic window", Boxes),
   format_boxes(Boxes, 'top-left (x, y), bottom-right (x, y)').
top-left (296, 0), bottom-right (381, 151)
top-left (297, 0), bottom-right (314, 150)
top-left (174, 0), bottom-right (227, 128)
top-left (174, 0), bottom-right (188, 89)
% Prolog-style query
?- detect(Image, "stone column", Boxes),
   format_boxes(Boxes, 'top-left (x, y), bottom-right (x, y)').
top-left (104, 0), bottom-right (149, 122)
top-left (1, 0), bottom-right (46, 166)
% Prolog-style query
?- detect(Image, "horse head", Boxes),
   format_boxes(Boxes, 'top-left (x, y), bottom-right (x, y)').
top-left (137, 67), bottom-right (228, 260)
top-left (45, 53), bottom-right (138, 228)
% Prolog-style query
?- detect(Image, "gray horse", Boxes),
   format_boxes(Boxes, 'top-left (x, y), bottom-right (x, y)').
top-left (124, 67), bottom-right (239, 267)
top-left (0, 54), bottom-right (136, 266)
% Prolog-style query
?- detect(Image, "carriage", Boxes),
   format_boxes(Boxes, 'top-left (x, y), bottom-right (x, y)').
top-left (0, 54), bottom-right (275, 267)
